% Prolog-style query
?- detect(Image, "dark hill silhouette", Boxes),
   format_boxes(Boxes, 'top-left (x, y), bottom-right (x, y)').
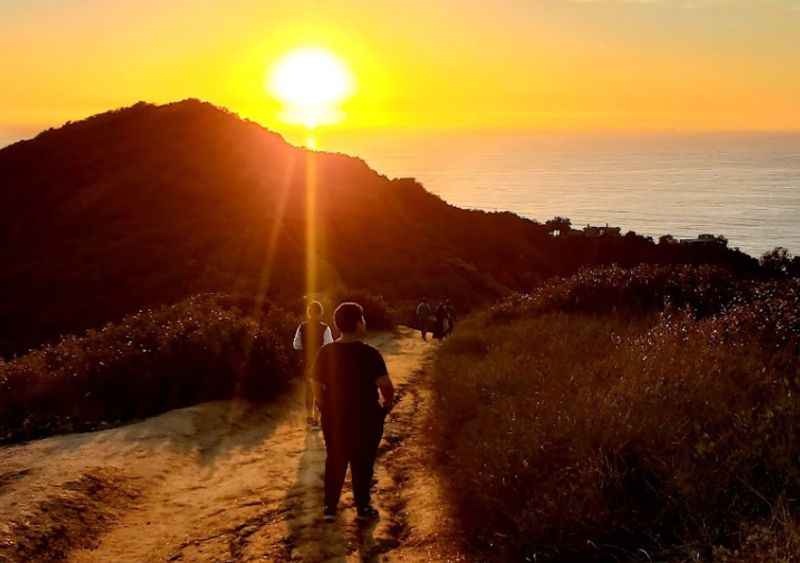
top-left (0, 99), bottom-right (757, 355)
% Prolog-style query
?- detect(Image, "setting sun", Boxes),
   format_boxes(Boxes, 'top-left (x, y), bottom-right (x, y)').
top-left (267, 47), bottom-right (355, 128)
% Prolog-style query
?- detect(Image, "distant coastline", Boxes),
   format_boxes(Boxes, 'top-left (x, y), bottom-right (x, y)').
top-left (4, 123), bottom-right (799, 258)
top-left (321, 129), bottom-right (800, 258)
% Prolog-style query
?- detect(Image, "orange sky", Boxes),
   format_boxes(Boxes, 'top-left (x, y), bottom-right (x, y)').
top-left (1, 0), bottom-right (799, 143)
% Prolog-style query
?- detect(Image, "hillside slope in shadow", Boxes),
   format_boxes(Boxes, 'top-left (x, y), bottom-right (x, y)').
top-left (0, 99), bottom-right (755, 354)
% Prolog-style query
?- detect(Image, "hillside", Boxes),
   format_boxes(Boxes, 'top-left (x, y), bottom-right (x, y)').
top-left (430, 266), bottom-right (800, 561)
top-left (0, 100), bottom-right (756, 355)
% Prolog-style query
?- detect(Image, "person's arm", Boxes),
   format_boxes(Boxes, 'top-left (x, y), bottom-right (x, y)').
top-left (371, 348), bottom-right (394, 412)
top-left (377, 375), bottom-right (395, 414)
top-left (292, 324), bottom-right (303, 350)
top-left (323, 326), bottom-right (334, 345)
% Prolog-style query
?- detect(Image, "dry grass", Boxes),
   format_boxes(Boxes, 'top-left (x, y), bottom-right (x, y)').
top-left (430, 267), bottom-right (800, 561)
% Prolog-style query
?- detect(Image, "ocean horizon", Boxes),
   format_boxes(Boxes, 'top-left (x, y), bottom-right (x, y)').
top-left (322, 130), bottom-right (800, 259)
top-left (4, 128), bottom-right (798, 259)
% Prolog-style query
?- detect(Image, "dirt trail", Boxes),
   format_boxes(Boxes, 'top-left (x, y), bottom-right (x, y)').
top-left (0, 327), bottom-right (465, 562)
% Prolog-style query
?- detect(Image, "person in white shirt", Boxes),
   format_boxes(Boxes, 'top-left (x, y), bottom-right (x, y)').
top-left (293, 301), bottom-right (334, 426)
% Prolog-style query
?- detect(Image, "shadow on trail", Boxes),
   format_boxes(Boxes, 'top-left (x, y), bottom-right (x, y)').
top-left (281, 429), bottom-right (345, 560)
top-left (280, 428), bottom-right (391, 562)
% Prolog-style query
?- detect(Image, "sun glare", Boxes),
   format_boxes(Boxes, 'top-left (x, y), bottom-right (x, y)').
top-left (268, 47), bottom-right (355, 128)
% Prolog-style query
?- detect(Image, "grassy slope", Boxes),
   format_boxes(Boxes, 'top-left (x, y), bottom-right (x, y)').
top-left (429, 266), bottom-right (800, 561)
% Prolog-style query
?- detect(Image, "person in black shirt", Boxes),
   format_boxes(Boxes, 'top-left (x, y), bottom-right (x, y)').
top-left (312, 301), bottom-right (395, 522)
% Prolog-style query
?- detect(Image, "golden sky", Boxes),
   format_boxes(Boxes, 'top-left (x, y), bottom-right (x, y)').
top-left (1, 0), bottom-right (799, 141)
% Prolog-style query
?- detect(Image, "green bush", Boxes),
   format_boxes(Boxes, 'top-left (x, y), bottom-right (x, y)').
top-left (431, 269), bottom-right (800, 561)
top-left (0, 294), bottom-right (295, 444)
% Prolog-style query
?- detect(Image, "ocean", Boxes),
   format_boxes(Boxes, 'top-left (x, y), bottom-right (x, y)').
top-left (321, 131), bottom-right (800, 259)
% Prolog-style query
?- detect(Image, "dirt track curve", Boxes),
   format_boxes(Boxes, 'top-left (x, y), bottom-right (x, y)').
top-left (0, 327), bottom-right (466, 562)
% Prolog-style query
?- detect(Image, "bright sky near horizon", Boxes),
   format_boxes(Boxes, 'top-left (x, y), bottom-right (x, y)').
top-left (1, 0), bottom-right (799, 142)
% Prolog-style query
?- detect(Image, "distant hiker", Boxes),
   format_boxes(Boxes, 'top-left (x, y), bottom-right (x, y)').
top-left (416, 299), bottom-right (432, 341)
top-left (433, 301), bottom-right (450, 339)
top-left (445, 299), bottom-right (456, 336)
top-left (293, 301), bottom-right (333, 427)
top-left (312, 302), bottom-right (395, 522)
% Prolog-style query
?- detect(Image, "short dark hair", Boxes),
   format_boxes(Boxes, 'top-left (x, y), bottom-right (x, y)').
top-left (334, 302), bottom-right (364, 333)
top-left (307, 301), bottom-right (323, 318)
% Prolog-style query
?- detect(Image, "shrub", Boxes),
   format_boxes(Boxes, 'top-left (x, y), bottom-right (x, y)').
top-left (329, 288), bottom-right (395, 331)
top-left (431, 270), bottom-right (800, 561)
top-left (389, 301), bottom-right (421, 330)
top-left (489, 264), bottom-right (743, 322)
top-left (0, 294), bottom-right (295, 444)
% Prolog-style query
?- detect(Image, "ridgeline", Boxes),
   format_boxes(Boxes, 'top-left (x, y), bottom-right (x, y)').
top-left (0, 99), bottom-right (757, 355)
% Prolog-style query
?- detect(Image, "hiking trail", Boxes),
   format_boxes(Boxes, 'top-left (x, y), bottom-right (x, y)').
top-left (0, 326), bottom-right (465, 562)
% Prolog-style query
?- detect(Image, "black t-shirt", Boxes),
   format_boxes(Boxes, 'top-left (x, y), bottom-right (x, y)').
top-left (312, 341), bottom-right (388, 426)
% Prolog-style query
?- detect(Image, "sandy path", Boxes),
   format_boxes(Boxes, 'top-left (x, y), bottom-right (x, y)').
top-left (0, 327), bottom-right (464, 562)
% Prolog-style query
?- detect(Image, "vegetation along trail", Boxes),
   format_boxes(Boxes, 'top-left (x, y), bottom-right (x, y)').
top-left (0, 326), bottom-right (464, 562)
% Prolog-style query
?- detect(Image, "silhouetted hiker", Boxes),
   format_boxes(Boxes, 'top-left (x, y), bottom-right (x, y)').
top-left (433, 301), bottom-right (450, 339)
top-left (312, 302), bottom-right (395, 522)
top-left (444, 299), bottom-right (456, 336)
top-left (416, 299), bottom-right (432, 341)
top-left (293, 301), bottom-right (333, 427)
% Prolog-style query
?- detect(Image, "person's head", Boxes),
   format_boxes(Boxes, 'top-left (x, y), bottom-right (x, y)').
top-left (334, 302), bottom-right (366, 335)
top-left (306, 301), bottom-right (324, 320)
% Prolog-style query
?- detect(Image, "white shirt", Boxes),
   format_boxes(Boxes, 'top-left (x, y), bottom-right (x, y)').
top-left (293, 323), bottom-right (334, 350)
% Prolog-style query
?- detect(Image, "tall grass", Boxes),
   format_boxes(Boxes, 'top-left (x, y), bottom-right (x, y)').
top-left (431, 266), bottom-right (800, 561)
top-left (0, 294), bottom-right (296, 444)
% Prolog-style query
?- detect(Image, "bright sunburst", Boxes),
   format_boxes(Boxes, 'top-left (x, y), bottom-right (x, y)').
top-left (267, 47), bottom-right (355, 128)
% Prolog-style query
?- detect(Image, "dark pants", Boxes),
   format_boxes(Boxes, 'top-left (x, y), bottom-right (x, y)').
top-left (418, 315), bottom-right (432, 340)
top-left (321, 412), bottom-right (385, 510)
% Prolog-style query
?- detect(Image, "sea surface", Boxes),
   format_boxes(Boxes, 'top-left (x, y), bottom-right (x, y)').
top-left (322, 131), bottom-right (800, 258)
